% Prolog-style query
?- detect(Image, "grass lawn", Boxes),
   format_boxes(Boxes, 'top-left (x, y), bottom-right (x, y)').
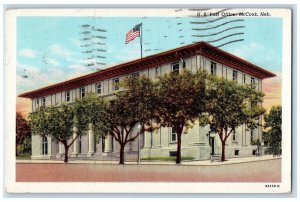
top-left (16, 153), bottom-right (31, 160)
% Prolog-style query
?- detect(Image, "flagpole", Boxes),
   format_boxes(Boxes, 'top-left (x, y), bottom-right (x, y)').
top-left (140, 23), bottom-right (143, 59)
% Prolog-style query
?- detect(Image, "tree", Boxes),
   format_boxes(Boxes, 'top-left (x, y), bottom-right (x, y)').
top-left (29, 104), bottom-right (78, 163)
top-left (16, 112), bottom-right (31, 156)
top-left (104, 75), bottom-right (159, 164)
top-left (251, 138), bottom-right (261, 156)
top-left (74, 93), bottom-right (111, 146)
top-left (263, 106), bottom-right (282, 156)
top-left (199, 76), bottom-right (265, 161)
top-left (157, 69), bottom-right (207, 164)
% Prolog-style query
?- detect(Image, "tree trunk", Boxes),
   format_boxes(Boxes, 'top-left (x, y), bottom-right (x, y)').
top-left (119, 144), bottom-right (125, 165)
top-left (60, 140), bottom-right (70, 163)
top-left (176, 130), bottom-right (182, 164)
top-left (64, 146), bottom-right (69, 163)
top-left (221, 141), bottom-right (226, 162)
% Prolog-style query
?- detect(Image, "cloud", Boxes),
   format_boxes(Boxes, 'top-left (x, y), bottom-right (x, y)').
top-left (113, 42), bottom-right (141, 64)
top-left (16, 97), bottom-right (31, 118)
top-left (69, 38), bottom-right (82, 47)
top-left (17, 63), bottom-right (68, 95)
top-left (262, 71), bottom-right (282, 112)
top-left (19, 48), bottom-right (37, 58)
top-left (45, 57), bottom-right (59, 66)
top-left (48, 44), bottom-right (74, 59)
top-left (68, 64), bottom-right (88, 71)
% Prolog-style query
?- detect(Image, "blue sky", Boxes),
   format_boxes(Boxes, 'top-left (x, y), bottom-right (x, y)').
top-left (17, 16), bottom-right (282, 94)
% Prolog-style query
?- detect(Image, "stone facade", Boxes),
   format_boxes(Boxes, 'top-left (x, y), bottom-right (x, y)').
top-left (20, 42), bottom-right (273, 161)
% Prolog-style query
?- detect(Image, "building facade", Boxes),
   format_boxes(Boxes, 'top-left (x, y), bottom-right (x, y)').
top-left (19, 42), bottom-right (275, 161)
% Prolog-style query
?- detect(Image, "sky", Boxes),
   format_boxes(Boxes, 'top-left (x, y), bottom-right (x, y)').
top-left (16, 14), bottom-right (283, 116)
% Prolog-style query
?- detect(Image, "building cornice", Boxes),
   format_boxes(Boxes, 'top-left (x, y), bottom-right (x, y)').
top-left (19, 42), bottom-right (276, 99)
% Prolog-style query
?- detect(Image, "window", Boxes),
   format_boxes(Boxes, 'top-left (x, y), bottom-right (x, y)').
top-left (95, 83), bottom-right (101, 94)
top-left (234, 149), bottom-right (239, 156)
top-left (211, 62), bottom-right (216, 75)
top-left (171, 62), bottom-right (180, 74)
top-left (80, 87), bottom-right (85, 98)
top-left (41, 97), bottom-right (46, 107)
top-left (243, 74), bottom-right (246, 84)
top-left (171, 127), bottom-right (177, 142)
top-left (250, 130), bottom-right (254, 143)
top-left (36, 99), bottom-right (39, 108)
top-left (232, 131), bottom-right (236, 141)
top-left (132, 72), bottom-right (139, 78)
top-left (251, 77), bottom-right (255, 86)
top-left (102, 137), bottom-right (105, 152)
top-left (94, 135), bottom-right (97, 152)
top-left (155, 67), bottom-right (160, 77)
top-left (42, 136), bottom-right (48, 155)
top-left (113, 78), bottom-right (119, 91)
top-left (65, 91), bottom-right (70, 102)
top-left (232, 70), bottom-right (237, 82)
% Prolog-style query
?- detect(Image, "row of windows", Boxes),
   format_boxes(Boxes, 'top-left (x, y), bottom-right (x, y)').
top-left (211, 62), bottom-right (256, 84)
top-left (35, 61), bottom-right (257, 108)
top-left (41, 127), bottom-right (256, 156)
top-left (232, 130), bottom-right (254, 142)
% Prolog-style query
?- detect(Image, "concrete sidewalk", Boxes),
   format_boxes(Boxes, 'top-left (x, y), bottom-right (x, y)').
top-left (16, 155), bottom-right (280, 166)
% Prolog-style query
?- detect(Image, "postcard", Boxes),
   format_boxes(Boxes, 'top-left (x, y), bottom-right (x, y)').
top-left (5, 8), bottom-right (291, 193)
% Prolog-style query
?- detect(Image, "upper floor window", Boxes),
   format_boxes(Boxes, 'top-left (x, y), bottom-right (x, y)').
top-left (232, 130), bottom-right (236, 141)
top-left (155, 67), bottom-right (160, 77)
top-left (36, 99), bottom-right (39, 107)
top-left (171, 127), bottom-right (177, 143)
top-left (251, 77), bottom-right (255, 86)
top-left (243, 74), bottom-right (246, 84)
top-left (65, 91), bottom-right (70, 102)
top-left (211, 62), bottom-right (216, 75)
top-left (95, 83), bottom-right (101, 94)
top-left (132, 72), bottom-right (139, 78)
top-left (41, 97), bottom-right (46, 107)
top-left (233, 70), bottom-right (237, 82)
top-left (171, 62), bottom-right (180, 74)
top-left (113, 78), bottom-right (119, 91)
top-left (80, 87), bottom-right (85, 98)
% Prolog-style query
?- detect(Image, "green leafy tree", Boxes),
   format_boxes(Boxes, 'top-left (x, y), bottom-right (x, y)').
top-left (251, 138), bottom-right (261, 155)
top-left (263, 106), bottom-right (282, 156)
top-left (74, 93), bottom-right (111, 145)
top-left (16, 112), bottom-right (31, 156)
top-left (157, 69), bottom-right (207, 164)
top-left (105, 76), bottom-right (159, 164)
top-left (199, 76), bottom-right (265, 161)
top-left (29, 104), bottom-right (78, 163)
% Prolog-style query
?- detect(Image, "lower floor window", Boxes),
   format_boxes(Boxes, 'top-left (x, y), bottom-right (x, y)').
top-left (42, 136), bottom-right (48, 155)
top-left (171, 127), bottom-right (177, 142)
top-left (250, 130), bottom-right (254, 143)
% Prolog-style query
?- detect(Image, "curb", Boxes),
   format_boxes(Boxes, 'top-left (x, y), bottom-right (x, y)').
top-left (16, 156), bottom-right (281, 166)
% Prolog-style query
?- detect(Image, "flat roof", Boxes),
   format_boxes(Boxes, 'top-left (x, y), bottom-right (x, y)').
top-left (19, 42), bottom-right (276, 99)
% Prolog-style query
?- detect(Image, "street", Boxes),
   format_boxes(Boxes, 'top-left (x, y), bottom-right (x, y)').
top-left (16, 158), bottom-right (281, 182)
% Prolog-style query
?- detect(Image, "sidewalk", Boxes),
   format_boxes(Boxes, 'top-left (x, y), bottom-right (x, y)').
top-left (16, 155), bottom-right (281, 166)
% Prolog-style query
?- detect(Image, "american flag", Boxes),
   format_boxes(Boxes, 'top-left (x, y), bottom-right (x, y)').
top-left (125, 23), bottom-right (142, 44)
